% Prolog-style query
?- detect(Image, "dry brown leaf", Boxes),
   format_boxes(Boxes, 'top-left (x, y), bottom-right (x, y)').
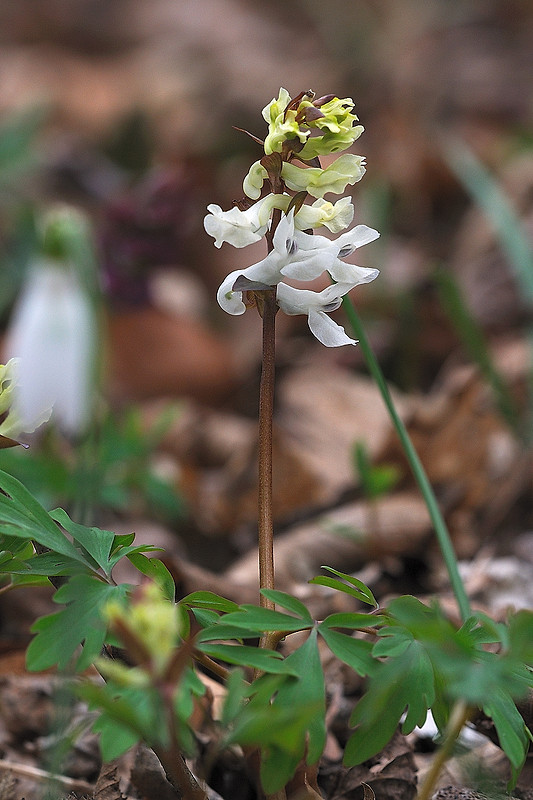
top-left (329, 730), bottom-right (417, 800)
top-left (107, 306), bottom-right (238, 403)
top-left (157, 364), bottom-right (409, 537)
top-left (226, 491), bottom-right (431, 591)
top-left (277, 365), bottom-right (408, 502)
top-left (378, 364), bottom-right (525, 557)
top-left (94, 760), bottom-right (127, 800)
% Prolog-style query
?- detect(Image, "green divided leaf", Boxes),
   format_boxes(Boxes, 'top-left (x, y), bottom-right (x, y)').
top-left (225, 630), bottom-right (326, 794)
top-left (507, 610), bottom-right (533, 664)
top-left (273, 630), bottom-right (326, 763)
top-left (180, 591), bottom-right (240, 614)
top-left (344, 639), bottom-right (435, 765)
top-left (0, 538), bottom-right (34, 560)
top-left (197, 643), bottom-right (296, 674)
top-left (260, 589), bottom-right (314, 623)
top-left (485, 688), bottom-right (530, 788)
top-left (209, 605), bottom-right (312, 634)
top-left (49, 508), bottom-right (115, 574)
top-left (309, 566), bottom-right (377, 607)
top-left (126, 552), bottom-right (175, 602)
top-left (26, 576), bottom-right (129, 672)
top-left (320, 611), bottom-right (385, 630)
top-left (80, 683), bottom-right (163, 760)
top-left (106, 542), bottom-right (163, 571)
top-left (221, 668), bottom-right (248, 727)
top-left (0, 471), bottom-right (90, 565)
top-left (7, 551), bottom-right (90, 577)
top-left (318, 627), bottom-right (375, 676)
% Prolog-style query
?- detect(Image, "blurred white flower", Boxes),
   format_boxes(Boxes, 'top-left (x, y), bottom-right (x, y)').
top-left (5, 260), bottom-right (95, 436)
top-left (0, 358), bottom-right (51, 442)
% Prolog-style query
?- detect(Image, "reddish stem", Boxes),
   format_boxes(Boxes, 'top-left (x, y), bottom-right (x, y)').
top-left (258, 288), bottom-right (277, 613)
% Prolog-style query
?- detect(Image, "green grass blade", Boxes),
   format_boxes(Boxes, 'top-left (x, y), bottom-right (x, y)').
top-left (441, 138), bottom-right (533, 439)
top-left (342, 297), bottom-right (471, 622)
top-left (442, 138), bottom-right (533, 304)
top-left (436, 268), bottom-right (521, 436)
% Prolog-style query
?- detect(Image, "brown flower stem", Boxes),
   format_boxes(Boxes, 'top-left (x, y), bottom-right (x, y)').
top-left (258, 286), bottom-right (277, 617)
top-left (257, 200), bottom-right (282, 626)
top-left (256, 184), bottom-right (287, 800)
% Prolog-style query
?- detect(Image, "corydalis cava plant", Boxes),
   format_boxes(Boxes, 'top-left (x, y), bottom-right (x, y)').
top-left (204, 87), bottom-right (379, 347)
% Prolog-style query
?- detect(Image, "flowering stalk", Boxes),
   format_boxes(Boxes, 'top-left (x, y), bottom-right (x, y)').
top-left (258, 285), bottom-right (277, 616)
top-left (205, 89), bottom-right (380, 642)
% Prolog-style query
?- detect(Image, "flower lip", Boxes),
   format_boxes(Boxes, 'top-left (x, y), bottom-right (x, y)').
top-left (322, 298), bottom-right (343, 313)
top-left (276, 281), bottom-right (359, 347)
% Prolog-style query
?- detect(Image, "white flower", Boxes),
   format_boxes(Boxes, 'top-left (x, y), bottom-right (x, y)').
top-left (279, 223), bottom-right (380, 285)
top-left (5, 260), bottom-right (95, 436)
top-left (276, 282), bottom-right (358, 347)
top-left (216, 212), bottom-right (336, 314)
top-left (214, 193), bottom-right (355, 237)
top-left (293, 197), bottom-right (354, 234)
top-left (204, 195), bottom-right (278, 248)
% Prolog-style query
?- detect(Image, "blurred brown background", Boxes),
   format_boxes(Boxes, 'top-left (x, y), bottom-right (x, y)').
top-left (0, 0), bottom-right (532, 555)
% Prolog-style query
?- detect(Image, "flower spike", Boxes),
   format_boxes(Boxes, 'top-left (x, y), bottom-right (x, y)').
top-left (206, 87), bottom-right (380, 347)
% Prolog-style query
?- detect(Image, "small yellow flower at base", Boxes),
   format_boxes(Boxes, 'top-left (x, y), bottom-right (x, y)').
top-left (105, 582), bottom-right (183, 678)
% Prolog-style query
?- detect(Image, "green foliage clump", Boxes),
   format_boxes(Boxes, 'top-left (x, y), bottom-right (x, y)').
top-left (0, 475), bottom-right (531, 796)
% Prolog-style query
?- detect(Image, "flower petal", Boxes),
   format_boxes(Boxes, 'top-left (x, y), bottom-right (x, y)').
top-left (243, 161), bottom-right (268, 199)
top-left (328, 262), bottom-right (380, 285)
top-left (293, 197), bottom-right (355, 234)
top-left (277, 281), bottom-right (359, 347)
top-left (216, 270), bottom-right (247, 315)
top-left (282, 154), bottom-right (366, 199)
top-left (280, 249), bottom-right (336, 281)
top-left (307, 310), bottom-right (357, 347)
top-left (335, 224), bottom-right (380, 256)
